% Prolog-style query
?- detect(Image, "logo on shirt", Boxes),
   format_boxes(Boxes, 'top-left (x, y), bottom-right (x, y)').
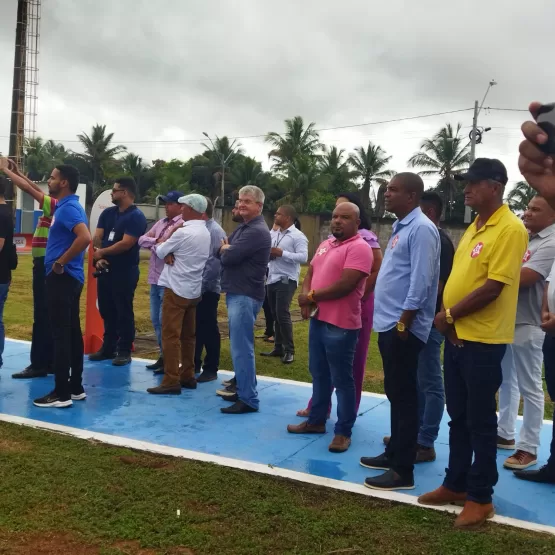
top-left (523, 249), bottom-right (531, 263)
top-left (391, 235), bottom-right (399, 249)
top-left (470, 242), bottom-right (484, 258)
top-left (316, 247), bottom-right (328, 256)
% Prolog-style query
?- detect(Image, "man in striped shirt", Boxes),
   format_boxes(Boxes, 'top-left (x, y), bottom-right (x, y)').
top-left (1, 161), bottom-right (57, 379)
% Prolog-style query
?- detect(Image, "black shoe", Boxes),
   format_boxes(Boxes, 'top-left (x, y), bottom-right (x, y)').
top-left (153, 367), bottom-right (165, 375)
top-left (222, 376), bottom-right (236, 387)
top-left (282, 352), bottom-right (294, 364)
top-left (360, 452), bottom-right (392, 471)
top-left (89, 350), bottom-right (116, 362)
top-left (147, 384), bottom-right (182, 395)
top-left (146, 356), bottom-right (163, 371)
top-left (33, 390), bottom-right (72, 408)
top-left (514, 465), bottom-right (555, 484)
top-left (260, 349), bottom-right (283, 357)
top-left (197, 371), bottom-right (218, 383)
top-left (180, 378), bottom-right (198, 390)
top-left (222, 393), bottom-right (239, 403)
top-left (12, 366), bottom-right (48, 379)
top-left (71, 385), bottom-right (87, 401)
top-left (364, 469), bottom-right (415, 491)
top-left (112, 354), bottom-right (131, 366)
top-left (221, 400), bottom-right (258, 414)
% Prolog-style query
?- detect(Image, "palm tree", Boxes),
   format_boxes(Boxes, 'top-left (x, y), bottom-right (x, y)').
top-left (266, 116), bottom-right (322, 173)
top-left (231, 156), bottom-right (263, 187)
top-left (348, 142), bottom-right (394, 211)
top-left (280, 155), bottom-right (322, 212)
top-left (76, 124), bottom-right (127, 191)
top-left (408, 123), bottom-right (471, 219)
top-left (319, 146), bottom-right (355, 196)
top-left (121, 153), bottom-right (148, 196)
top-left (506, 181), bottom-right (535, 213)
top-left (201, 136), bottom-right (244, 202)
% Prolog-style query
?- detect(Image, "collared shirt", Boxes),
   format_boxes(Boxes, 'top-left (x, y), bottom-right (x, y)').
top-left (267, 224), bottom-right (308, 285)
top-left (517, 223), bottom-right (555, 326)
top-left (219, 215), bottom-right (271, 302)
top-left (203, 218), bottom-right (227, 294)
top-left (138, 214), bottom-right (183, 285)
top-left (311, 234), bottom-right (373, 330)
top-left (373, 207), bottom-right (440, 343)
top-left (32, 195), bottom-right (58, 258)
top-left (45, 194), bottom-right (88, 284)
top-left (97, 205), bottom-right (147, 271)
top-left (443, 204), bottom-right (528, 344)
top-left (155, 220), bottom-right (210, 300)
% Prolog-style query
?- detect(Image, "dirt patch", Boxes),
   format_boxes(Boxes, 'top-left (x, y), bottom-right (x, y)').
top-left (0, 531), bottom-right (98, 555)
top-left (118, 455), bottom-right (173, 470)
top-left (0, 437), bottom-right (31, 453)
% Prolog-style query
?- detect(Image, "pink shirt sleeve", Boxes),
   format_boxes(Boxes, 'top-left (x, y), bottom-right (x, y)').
top-left (344, 241), bottom-right (373, 275)
top-left (358, 229), bottom-right (380, 249)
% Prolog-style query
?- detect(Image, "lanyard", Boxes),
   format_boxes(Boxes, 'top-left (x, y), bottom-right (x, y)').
top-left (273, 230), bottom-right (288, 248)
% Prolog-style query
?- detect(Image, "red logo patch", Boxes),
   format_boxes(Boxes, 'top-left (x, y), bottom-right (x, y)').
top-left (391, 235), bottom-right (399, 248)
top-left (470, 242), bottom-right (484, 258)
top-left (523, 250), bottom-right (531, 263)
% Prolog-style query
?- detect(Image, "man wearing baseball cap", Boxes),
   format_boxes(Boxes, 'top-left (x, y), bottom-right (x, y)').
top-left (138, 191), bottom-right (184, 373)
top-left (147, 194), bottom-right (211, 394)
top-left (418, 158), bottom-right (528, 530)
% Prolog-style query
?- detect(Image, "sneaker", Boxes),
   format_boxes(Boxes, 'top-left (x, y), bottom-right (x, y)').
top-left (503, 450), bottom-right (537, 470)
top-left (360, 452), bottom-right (392, 471)
top-left (88, 350), bottom-right (116, 362)
top-left (71, 386), bottom-right (87, 401)
top-left (217, 383), bottom-right (237, 398)
top-left (497, 435), bottom-right (516, 450)
top-left (33, 390), bottom-right (72, 408)
top-left (364, 469), bottom-right (414, 491)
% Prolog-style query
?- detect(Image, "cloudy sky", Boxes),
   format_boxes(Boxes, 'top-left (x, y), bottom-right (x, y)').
top-left (1, 0), bottom-right (555, 192)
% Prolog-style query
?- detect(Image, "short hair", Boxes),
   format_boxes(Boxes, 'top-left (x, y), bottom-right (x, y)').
top-left (279, 204), bottom-right (298, 221)
top-left (239, 185), bottom-right (265, 205)
top-left (205, 196), bottom-right (214, 218)
top-left (56, 164), bottom-right (80, 193)
top-left (336, 192), bottom-right (371, 230)
top-left (115, 176), bottom-right (137, 197)
top-left (0, 175), bottom-right (8, 197)
top-left (421, 191), bottom-right (443, 219)
top-left (394, 172), bottom-right (424, 201)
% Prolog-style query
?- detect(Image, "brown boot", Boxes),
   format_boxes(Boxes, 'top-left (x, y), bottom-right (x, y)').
top-left (418, 485), bottom-right (467, 506)
top-left (329, 435), bottom-right (351, 453)
top-left (147, 384), bottom-right (181, 395)
top-left (287, 420), bottom-right (326, 434)
top-left (180, 377), bottom-right (197, 390)
top-left (454, 501), bottom-right (495, 530)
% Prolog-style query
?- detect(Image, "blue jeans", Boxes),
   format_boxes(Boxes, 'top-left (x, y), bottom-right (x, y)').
top-left (443, 340), bottom-right (506, 504)
top-left (308, 319), bottom-right (359, 437)
top-left (226, 294), bottom-right (262, 410)
top-left (0, 282), bottom-right (10, 368)
top-left (150, 284), bottom-right (165, 349)
top-left (417, 326), bottom-right (445, 448)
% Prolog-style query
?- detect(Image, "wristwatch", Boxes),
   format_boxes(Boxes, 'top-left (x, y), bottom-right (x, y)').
top-left (396, 321), bottom-right (406, 333)
top-left (307, 289), bottom-right (316, 303)
top-left (445, 308), bottom-right (454, 324)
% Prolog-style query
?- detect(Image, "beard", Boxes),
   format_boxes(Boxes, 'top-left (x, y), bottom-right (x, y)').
top-left (331, 230), bottom-right (344, 239)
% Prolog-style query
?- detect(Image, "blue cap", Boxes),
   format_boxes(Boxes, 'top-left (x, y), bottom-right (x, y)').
top-left (159, 191), bottom-right (183, 203)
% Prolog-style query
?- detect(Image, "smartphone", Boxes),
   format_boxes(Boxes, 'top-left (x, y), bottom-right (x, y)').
top-left (309, 305), bottom-right (319, 319)
top-left (536, 103), bottom-right (555, 154)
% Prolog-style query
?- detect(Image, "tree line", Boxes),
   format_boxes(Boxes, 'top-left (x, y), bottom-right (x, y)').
top-left (22, 117), bottom-right (534, 219)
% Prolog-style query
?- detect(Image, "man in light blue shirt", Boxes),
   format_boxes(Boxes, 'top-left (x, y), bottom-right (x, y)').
top-left (260, 205), bottom-right (308, 364)
top-left (361, 172), bottom-right (440, 492)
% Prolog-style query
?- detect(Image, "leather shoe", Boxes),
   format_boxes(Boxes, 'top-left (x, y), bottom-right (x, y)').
top-left (147, 384), bottom-right (181, 395)
top-left (220, 400), bottom-right (258, 414)
top-left (287, 420), bottom-right (326, 434)
top-left (146, 356), bottom-right (163, 371)
top-left (513, 465), bottom-right (555, 484)
top-left (281, 352), bottom-right (294, 364)
top-left (454, 501), bottom-right (495, 530)
top-left (12, 366), bottom-right (48, 379)
top-left (197, 371), bottom-right (218, 383)
top-left (360, 452), bottom-right (392, 471)
top-left (180, 378), bottom-right (197, 390)
top-left (418, 486), bottom-right (466, 506)
top-left (260, 349), bottom-right (283, 357)
top-left (112, 354), bottom-right (131, 366)
top-left (221, 393), bottom-right (239, 403)
top-left (329, 435), bottom-right (351, 453)
top-left (364, 469), bottom-right (414, 491)
top-left (89, 350), bottom-right (116, 362)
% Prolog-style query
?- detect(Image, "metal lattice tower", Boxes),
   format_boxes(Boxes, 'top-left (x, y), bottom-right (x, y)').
top-left (24, 1), bottom-right (41, 144)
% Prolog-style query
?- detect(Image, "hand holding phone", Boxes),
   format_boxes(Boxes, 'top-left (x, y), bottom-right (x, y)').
top-left (536, 103), bottom-right (555, 154)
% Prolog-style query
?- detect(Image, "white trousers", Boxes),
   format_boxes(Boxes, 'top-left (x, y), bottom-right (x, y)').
top-left (498, 324), bottom-right (545, 455)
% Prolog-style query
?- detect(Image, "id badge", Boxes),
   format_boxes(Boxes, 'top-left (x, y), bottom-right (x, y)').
top-left (108, 231), bottom-right (115, 242)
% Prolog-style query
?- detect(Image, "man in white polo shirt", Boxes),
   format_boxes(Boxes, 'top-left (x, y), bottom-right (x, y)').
top-left (497, 195), bottom-right (555, 469)
top-left (147, 194), bottom-right (211, 395)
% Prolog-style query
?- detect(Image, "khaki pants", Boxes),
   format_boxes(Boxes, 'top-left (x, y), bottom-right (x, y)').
top-left (161, 288), bottom-right (199, 387)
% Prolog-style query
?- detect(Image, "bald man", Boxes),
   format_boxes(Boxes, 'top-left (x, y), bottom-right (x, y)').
top-left (362, 173), bottom-right (440, 492)
top-left (288, 202), bottom-right (373, 454)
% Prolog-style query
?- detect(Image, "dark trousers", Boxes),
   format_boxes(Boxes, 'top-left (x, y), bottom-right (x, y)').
top-left (97, 266), bottom-right (139, 355)
top-left (267, 279), bottom-right (297, 354)
top-left (194, 291), bottom-right (221, 375)
top-left (30, 257), bottom-right (53, 369)
top-left (542, 335), bottom-right (555, 474)
top-left (379, 329), bottom-right (424, 478)
top-left (262, 292), bottom-right (274, 337)
top-left (46, 272), bottom-right (84, 399)
top-left (443, 340), bottom-right (506, 504)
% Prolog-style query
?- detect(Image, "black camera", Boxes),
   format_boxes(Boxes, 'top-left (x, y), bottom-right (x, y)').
top-left (92, 266), bottom-right (110, 278)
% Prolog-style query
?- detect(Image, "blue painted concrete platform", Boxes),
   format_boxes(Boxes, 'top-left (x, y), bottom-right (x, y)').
top-left (1, 339), bottom-right (554, 531)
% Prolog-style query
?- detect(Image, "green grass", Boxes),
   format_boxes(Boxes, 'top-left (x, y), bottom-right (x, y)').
top-left (1, 256), bottom-right (554, 554)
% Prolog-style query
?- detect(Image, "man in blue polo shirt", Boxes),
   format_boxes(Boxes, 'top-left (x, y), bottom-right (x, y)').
top-left (33, 165), bottom-right (91, 408)
top-left (90, 177), bottom-right (147, 366)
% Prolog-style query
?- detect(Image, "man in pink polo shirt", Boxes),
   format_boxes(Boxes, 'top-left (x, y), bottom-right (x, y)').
top-left (287, 202), bottom-right (373, 453)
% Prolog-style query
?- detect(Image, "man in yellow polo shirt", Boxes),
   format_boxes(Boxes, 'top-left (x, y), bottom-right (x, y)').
top-left (418, 158), bottom-right (528, 530)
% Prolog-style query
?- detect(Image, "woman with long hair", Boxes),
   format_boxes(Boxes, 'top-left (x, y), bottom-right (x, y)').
top-left (297, 192), bottom-right (383, 417)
